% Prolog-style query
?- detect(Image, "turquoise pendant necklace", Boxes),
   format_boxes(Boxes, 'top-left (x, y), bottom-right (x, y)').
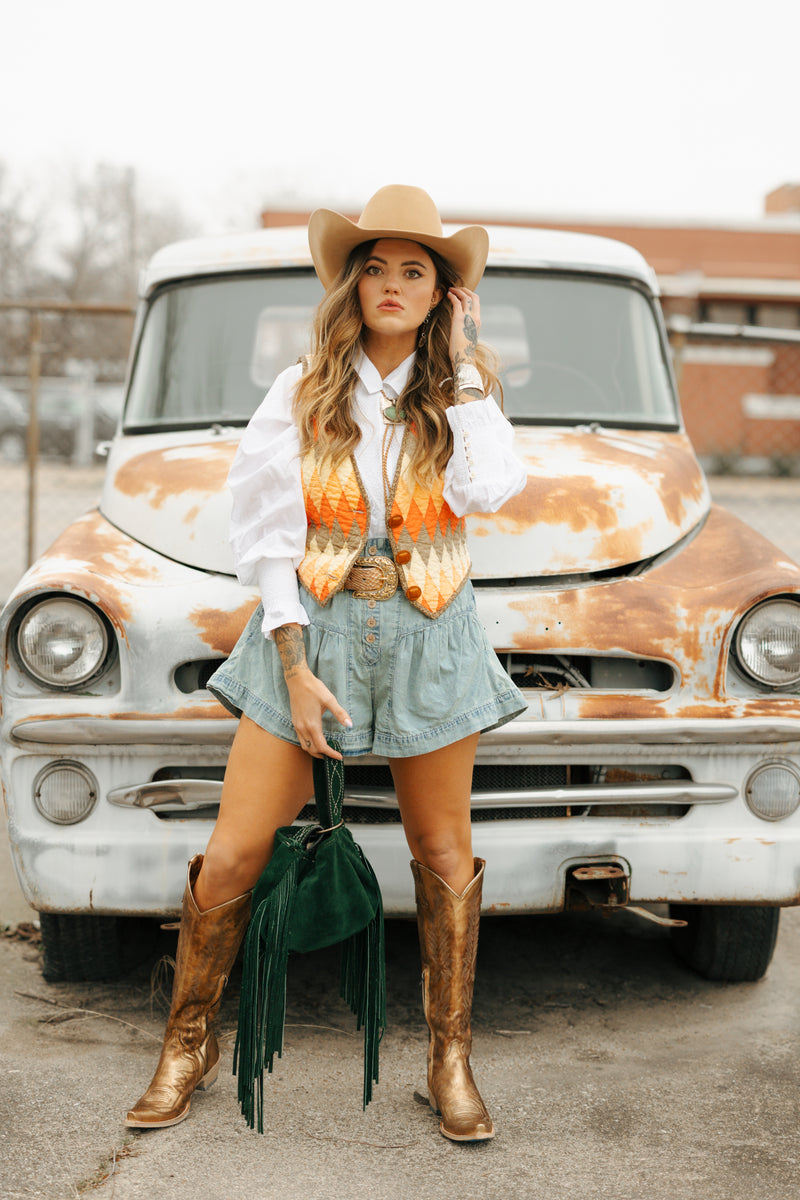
top-left (381, 389), bottom-right (407, 424)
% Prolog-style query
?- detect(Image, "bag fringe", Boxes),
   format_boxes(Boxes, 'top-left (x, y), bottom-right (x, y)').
top-left (234, 854), bottom-right (300, 1132)
top-left (338, 844), bottom-right (388, 1104)
top-left (340, 855), bottom-right (387, 1108)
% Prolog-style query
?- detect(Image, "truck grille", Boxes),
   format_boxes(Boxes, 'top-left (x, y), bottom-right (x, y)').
top-left (151, 762), bottom-right (693, 822)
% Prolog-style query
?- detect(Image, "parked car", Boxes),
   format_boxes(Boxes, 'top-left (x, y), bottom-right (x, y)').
top-left (3, 225), bottom-right (800, 983)
top-left (0, 384), bottom-right (28, 461)
top-left (1, 381), bottom-right (122, 461)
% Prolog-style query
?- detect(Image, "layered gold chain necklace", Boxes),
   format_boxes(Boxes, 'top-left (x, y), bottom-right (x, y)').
top-left (380, 389), bottom-right (407, 517)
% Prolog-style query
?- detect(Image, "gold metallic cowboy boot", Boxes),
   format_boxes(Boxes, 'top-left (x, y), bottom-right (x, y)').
top-left (126, 855), bottom-right (251, 1129)
top-left (411, 857), bottom-right (495, 1142)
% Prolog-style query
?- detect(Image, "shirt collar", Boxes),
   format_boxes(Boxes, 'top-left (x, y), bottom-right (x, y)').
top-left (353, 348), bottom-right (416, 400)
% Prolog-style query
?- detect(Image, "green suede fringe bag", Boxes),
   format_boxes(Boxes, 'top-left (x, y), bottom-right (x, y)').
top-left (234, 741), bottom-right (386, 1132)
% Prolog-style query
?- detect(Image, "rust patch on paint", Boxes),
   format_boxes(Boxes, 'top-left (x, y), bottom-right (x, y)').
top-left (16, 704), bottom-right (235, 724)
top-left (645, 436), bottom-right (708, 525)
top-left (38, 511), bottom-right (162, 586)
top-left (471, 429), bottom-right (710, 573)
top-left (114, 444), bottom-right (236, 508)
top-left (15, 712), bottom-right (94, 725)
top-left (109, 704), bottom-right (231, 720)
top-left (507, 504), bottom-right (800, 702)
top-left (486, 475), bottom-right (623, 544)
top-left (189, 598), bottom-right (259, 654)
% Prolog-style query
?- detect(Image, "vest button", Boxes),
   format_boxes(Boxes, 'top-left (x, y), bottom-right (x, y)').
top-left (395, 550), bottom-right (411, 565)
top-left (387, 514), bottom-right (403, 529)
top-left (406, 586), bottom-right (422, 601)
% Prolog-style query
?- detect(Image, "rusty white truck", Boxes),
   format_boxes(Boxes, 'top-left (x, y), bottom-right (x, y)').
top-left (3, 224), bottom-right (800, 982)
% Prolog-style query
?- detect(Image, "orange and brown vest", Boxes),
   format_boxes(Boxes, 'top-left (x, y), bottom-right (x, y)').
top-left (297, 426), bottom-right (471, 618)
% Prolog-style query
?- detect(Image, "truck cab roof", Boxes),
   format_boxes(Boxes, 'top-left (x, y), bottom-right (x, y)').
top-left (141, 224), bottom-right (660, 297)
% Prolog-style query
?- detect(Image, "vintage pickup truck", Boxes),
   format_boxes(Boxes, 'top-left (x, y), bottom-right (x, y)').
top-left (3, 224), bottom-right (800, 983)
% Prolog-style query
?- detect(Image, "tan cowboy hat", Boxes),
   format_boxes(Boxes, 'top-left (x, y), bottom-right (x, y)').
top-left (307, 185), bottom-right (490, 292)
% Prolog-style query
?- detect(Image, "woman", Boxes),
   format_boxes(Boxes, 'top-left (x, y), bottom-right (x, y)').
top-left (126, 186), bottom-right (527, 1142)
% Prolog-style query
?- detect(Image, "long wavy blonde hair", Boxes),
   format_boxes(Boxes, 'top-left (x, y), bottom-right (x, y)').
top-left (293, 240), bottom-right (501, 483)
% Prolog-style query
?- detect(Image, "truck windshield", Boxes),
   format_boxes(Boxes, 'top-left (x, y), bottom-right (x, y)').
top-left (124, 269), bottom-right (677, 430)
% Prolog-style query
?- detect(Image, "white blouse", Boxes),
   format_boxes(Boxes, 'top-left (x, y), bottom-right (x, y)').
top-left (228, 349), bottom-right (528, 635)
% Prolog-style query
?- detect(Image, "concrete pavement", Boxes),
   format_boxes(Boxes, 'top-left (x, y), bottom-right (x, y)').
top-left (1, 885), bottom-right (799, 1200)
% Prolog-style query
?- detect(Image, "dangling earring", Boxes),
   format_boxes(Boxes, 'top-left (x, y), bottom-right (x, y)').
top-left (417, 306), bottom-right (434, 348)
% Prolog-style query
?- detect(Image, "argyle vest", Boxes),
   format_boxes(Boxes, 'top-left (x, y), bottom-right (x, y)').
top-left (297, 427), bottom-right (471, 618)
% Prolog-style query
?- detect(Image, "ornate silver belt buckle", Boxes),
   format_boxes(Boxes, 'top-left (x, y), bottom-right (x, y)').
top-left (352, 555), bottom-right (398, 600)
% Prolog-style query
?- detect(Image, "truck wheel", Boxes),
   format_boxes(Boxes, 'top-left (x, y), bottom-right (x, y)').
top-left (668, 904), bottom-right (780, 982)
top-left (39, 913), bottom-right (159, 982)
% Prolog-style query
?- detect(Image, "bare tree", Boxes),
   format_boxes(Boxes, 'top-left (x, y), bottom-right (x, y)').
top-left (0, 162), bottom-right (50, 374)
top-left (48, 164), bottom-right (192, 371)
top-left (58, 164), bottom-right (190, 304)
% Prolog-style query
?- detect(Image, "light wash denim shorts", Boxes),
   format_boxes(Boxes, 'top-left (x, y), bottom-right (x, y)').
top-left (207, 540), bottom-right (526, 759)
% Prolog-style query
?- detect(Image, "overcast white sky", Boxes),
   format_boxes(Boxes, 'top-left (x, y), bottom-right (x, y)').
top-left (2, 0), bottom-right (799, 233)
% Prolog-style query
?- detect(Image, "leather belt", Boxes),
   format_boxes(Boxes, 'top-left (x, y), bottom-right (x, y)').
top-left (343, 555), bottom-right (398, 600)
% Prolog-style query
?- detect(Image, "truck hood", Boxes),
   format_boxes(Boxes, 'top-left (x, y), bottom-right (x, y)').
top-left (469, 426), bottom-right (710, 577)
top-left (99, 426), bottom-right (709, 578)
top-left (100, 432), bottom-right (241, 574)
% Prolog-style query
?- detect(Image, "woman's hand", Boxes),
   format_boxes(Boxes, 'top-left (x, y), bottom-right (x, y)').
top-left (285, 667), bottom-right (351, 760)
top-left (447, 287), bottom-right (484, 402)
top-left (274, 623), bottom-right (351, 759)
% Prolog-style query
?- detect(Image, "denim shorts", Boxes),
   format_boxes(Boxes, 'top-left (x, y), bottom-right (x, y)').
top-left (207, 540), bottom-right (526, 758)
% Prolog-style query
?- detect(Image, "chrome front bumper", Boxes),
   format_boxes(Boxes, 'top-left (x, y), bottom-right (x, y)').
top-left (105, 777), bottom-right (738, 813)
top-left (6, 713), bottom-right (800, 916)
top-left (12, 715), bottom-right (800, 747)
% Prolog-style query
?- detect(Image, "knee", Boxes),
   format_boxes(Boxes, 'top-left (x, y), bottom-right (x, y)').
top-left (196, 836), bottom-right (266, 908)
top-left (412, 836), bottom-right (473, 889)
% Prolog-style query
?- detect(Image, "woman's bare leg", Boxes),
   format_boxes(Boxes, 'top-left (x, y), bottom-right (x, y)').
top-left (394, 733), bottom-right (494, 1140)
top-left (194, 715), bottom-right (313, 910)
top-left (389, 733), bottom-right (479, 895)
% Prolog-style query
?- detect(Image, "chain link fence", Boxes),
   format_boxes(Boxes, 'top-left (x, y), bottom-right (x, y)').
top-left (1, 309), bottom-right (800, 607)
top-left (0, 302), bottom-right (134, 604)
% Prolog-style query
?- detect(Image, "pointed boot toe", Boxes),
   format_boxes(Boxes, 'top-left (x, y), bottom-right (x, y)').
top-left (125, 856), bottom-right (251, 1130)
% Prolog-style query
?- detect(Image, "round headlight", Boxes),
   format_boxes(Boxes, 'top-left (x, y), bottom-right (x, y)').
top-left (34, 761), bottom-right (98, 824)
top-left (17, 598), bottom-right (109, 688)
top-left (745, 760), bottom-right (800, 822)
top-left (734, 599), bottom-right (800, 688)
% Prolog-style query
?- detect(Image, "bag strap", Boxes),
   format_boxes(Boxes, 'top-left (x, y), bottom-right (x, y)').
top-left (311, 739), bottom-right (344, 829)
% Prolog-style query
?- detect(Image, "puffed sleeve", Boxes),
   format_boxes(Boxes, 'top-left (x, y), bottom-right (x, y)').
top-left (443, 396), bottom-right (528, 516)
top-left (228, 363), bottom-right (310, 633)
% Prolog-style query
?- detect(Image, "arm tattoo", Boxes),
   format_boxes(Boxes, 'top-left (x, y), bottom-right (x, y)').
top-left (274, 624), bottom-right (308, 679)
top-left (452, 311), bottom-right (481, 400)
top-left (463, 314), bottom-right (478, 356)
top-left (453, 316), bottom-right (479, 374)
